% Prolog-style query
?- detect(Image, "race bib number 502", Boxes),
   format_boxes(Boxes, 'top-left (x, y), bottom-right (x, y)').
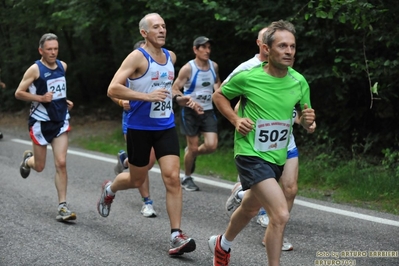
top-left (254, 119), bottom-right (290, 152)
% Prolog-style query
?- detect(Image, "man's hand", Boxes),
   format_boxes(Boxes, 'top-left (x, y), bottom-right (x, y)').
top-left (306, 121), bottom-right (316, 133)
top-left (300, 103), bottom-right (316, 130)
top-left (122, 100), bottom-right (130, 111)
top-left (176, 95), bottom-right (204, 115)
top-left (147, 88), bottom-right (169, 102)
top-left (67, 100), bottom-right (74, 111)
top-left (234, 117), bottom-right (254, 136)
top-left (41, 92), bottom-right (54, 103)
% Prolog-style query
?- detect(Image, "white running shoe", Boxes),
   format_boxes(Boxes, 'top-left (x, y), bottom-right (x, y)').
top-left (97, 180), bottom-right (115, 217)
top-left (141, 200), bottom-right (157, 217)
top-left (282, 238), bottom-right (294, 251)
top-left (225, 182), bottom-right (243, 217)
top-left (256, 213), bottom-right (269, 227)
top-left (262, 237), bottom-right (294, 251)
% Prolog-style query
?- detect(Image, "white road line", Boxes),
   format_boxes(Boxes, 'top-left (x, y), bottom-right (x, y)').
top-left (12, 138), bottom-right (399, 227)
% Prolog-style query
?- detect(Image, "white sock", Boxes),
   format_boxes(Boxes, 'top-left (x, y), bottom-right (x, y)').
top-left (237, 191), bottom-right (245, 199)
top-left (171, 231), bottom-right (180, 240)
top-left (106, 185), bottom-right (115, 196)
top-left (24, 157), bottom-right (30, 168)
top-left (182, 175), bottom-right (191, 181)
top-left (123, 158), bottom-right (128, 168)
top-left (221, 234), bottom-right (232, 252)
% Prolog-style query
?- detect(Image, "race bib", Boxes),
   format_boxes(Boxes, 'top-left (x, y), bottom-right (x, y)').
top-left (194, 89), bottom-right (212, 104)
top-left (254, 119), bottom-right (290, 152)
top-left (47, 77), bottom-right (67, 100)
top-left (150, 97), bottom-right (172, 118)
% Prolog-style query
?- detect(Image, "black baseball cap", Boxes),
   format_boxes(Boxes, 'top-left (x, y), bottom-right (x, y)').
top-left (193, 36), bottom-right (214, 46)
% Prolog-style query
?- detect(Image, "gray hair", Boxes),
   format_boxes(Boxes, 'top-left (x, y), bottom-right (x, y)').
top-left (263, 20), bottom-right (296, 47)
top-left (39, 33), bottom-right (58, 48)
top-left (133, 40), bottom-right (145, 50)
top-left (139, 13), bottom-right (161, 32)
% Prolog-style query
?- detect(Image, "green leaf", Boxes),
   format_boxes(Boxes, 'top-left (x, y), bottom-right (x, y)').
top-left (371, 82), bottom-right (379, 95)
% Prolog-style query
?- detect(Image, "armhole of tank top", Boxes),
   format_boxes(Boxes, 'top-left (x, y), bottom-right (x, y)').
top-left (129, 49), bottom-right (150, 81)
top-left (56, 60), bottom-right (65, 73)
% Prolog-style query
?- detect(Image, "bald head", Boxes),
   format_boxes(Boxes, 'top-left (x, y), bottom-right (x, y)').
top-left (139, 13), bottom-right (162, 32)
top-left (257, 27), bottom-right (268, 42)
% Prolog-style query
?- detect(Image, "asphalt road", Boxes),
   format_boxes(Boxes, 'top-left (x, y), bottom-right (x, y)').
top-left (1, 132), bottom-right (398, 266)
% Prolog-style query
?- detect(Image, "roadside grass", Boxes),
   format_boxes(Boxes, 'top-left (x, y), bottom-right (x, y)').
top-left (70, 127), bottom-right (399, 215)
top-left (298, 156), bottom-right (399, 215)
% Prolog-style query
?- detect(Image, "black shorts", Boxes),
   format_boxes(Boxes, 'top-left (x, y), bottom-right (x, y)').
top-left (235, 155), bottom-right (284, 191)
top-left (180, 108), bottom-right (218, 136)
top-left (126, 127), bottom-right (180, 167)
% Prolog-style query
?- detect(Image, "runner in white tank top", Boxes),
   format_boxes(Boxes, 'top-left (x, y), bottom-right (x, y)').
top-left (172, 36), bottom-right (221, 192)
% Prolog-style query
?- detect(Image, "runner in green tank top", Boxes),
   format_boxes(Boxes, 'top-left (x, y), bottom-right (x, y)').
top-left (209, 20), bottom-right (316, 266)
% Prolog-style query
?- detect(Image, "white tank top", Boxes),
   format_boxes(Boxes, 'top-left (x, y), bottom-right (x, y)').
top-left (183, 59), bottom-right (217, 111)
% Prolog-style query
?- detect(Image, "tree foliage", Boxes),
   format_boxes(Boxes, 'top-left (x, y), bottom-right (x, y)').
top-left (0, 0), bottom-right (398, 159)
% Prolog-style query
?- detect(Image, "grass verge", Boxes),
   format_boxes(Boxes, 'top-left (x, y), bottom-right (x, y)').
top-left (70, 127), bottom-right (399, 215)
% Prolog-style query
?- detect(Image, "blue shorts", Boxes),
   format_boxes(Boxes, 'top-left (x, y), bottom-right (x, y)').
top-left (287, 147), bottom-right (299, 159)
top-left (235, 155), bottom-right (284, 191)
top-left (29, 119), bottom-right (70, 145)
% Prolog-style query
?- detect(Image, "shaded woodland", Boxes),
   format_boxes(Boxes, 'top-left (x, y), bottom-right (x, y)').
top-left (1, 0), bottom-right (398, 164)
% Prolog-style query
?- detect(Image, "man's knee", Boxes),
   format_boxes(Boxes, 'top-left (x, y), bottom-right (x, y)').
top-left (282, 183), bottom-right (298, 199)
top-left (269, 209), bottom-right (290, 226)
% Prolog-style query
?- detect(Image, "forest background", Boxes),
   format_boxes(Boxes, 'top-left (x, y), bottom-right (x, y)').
top-left (0, 0), bottom-right (398, 213)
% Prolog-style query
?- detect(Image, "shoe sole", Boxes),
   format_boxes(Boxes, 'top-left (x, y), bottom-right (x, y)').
top-left (169, 238), bottom-right (196, 256)
top-left (261, 241), bottom-right (294, 251)
top-left (20, 150), bottom-right (33, 179)
top-left (97, 180), bottom-right (112, 217)
top-left (141, 212), bottom-right (157, 218)
top-left (207, 235), bottom-right (217, 255)
top-left (56, 213), bottom-right (77, 222)
top-left (182, 185), bottom-right (199, 192)
top-left (114, 154), bottom-right (125, 175)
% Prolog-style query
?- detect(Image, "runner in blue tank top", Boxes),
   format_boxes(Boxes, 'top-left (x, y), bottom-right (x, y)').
top-left (110, 40), bottom-right (158, 218)
top-left (15, 33), bottom-right (76, 222)
top-left (97, 13), bottom-right (201, 257)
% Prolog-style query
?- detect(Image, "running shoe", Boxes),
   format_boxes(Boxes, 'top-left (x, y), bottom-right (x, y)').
top-left (169, 230), bottom-right (196, 256)
top-left (256, 211), bottom-right (269, 227)
top-left (97, 180), bottom-right (115, 217)
top-left (141, 200), bottom-right (157, 218)
top-left (181, 176), bottom-right (200, 191)
top-left (225, 183), bottom-right (242, 217)
top-left (20, 150), bottom-right (33, 179)
top-left (282, 238), bottom-right (294, 251)
top-left (56, 203), bottom-right (77, 221)
top-left (262, 237), bottom-right (294, 251)
top-left (114, 150), bottom-right (128, 175)
top-left (208, 235), bottom-right (230, 266)
top-left (0, 131), bottom-right (3, 139)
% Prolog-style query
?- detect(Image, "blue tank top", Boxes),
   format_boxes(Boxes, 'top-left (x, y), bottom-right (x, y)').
top-left (28, 60), bottom-right (69, 123)
top-left (125, 48), bottom-right (175, 130)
